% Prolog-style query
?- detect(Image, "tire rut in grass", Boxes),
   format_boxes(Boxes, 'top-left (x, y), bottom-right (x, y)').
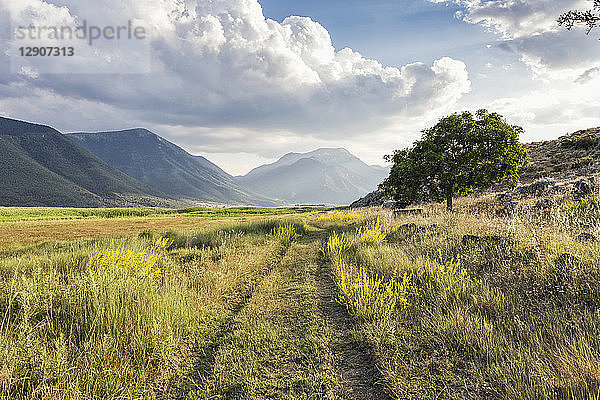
top-left (175, 244), bottom-right (290, 399)
top-left (316, 259), bottom-right (394, 400)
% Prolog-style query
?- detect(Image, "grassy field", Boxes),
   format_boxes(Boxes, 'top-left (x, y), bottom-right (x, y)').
top-left (0, 207), bottom-right (332, 222)
top-left (1, 201), bottom-right (599, 399)
top-left (0, 207), bottom-right (331, 250)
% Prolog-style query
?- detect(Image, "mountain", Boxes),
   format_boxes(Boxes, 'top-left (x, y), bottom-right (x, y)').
top-left (521, 127), bottom-right (600, 182)
top-left (67, 129), bottom-right (275, 205)
top-left (0, 117), bottom-right (170, 207)
top-left (237, 148), bottom-right (389, 205)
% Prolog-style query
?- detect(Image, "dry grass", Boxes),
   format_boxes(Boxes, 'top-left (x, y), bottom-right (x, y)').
top-left (0, 213), bottom-right (319, 250)
top-left (0, 214), bottom-right (316, 399)
top-left (3, 197), bottom-right (600, 399)
top-left (321, 194), bottom-right (600, 399)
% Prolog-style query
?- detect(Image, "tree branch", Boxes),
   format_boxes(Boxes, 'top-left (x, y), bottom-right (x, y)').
top-left (558, 0), bottom-right (600, 35)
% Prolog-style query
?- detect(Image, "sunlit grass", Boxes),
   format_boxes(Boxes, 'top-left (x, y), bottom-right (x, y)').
top-left (87, 236), bottom-right (172, 278)
top-left (356, 217), bottom-right (388, 245)
top-left (269, 222), bottom-right (303, 246)
top-left (316, 212), bottom-right (363, 223)
top-left (320, 195), bottom-right (600, 399)
top-left (0, 217), bottom-right (292, 399)
top-left (334, 259), bottom-right (415, 320)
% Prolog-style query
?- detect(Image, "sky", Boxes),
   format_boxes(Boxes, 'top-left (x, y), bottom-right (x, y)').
top-left (1, 0), bottom-right (600, 175)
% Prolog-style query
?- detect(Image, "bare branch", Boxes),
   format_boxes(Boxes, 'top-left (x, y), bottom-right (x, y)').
top-left (558, 0), bottom-right (600, 35)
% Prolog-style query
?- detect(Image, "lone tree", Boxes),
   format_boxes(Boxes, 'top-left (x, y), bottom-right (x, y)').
top-left (381, 110), bottom-right (528, 211)
top-left (558, 0), bottom-right (600, 35)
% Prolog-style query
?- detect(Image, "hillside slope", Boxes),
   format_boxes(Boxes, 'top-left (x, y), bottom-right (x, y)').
top-left (522, 127), bottom-right (600, 181)
top-left (0, 117), bottom-right (169, 207)
top-left (238, 148), bottom-right (389, 205)
top-left (67, 129), bottom-right (275, 205)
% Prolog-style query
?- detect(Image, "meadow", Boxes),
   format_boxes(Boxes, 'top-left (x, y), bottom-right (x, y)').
top-left (0, 197), bottom-right (599, 399)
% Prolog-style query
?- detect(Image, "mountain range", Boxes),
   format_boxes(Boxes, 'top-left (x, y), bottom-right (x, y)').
top-left (0, 117), bottom-right (171, 207)
top-left (67, 129), bottom-right (274, 206)
top-left (4, 115), bottom-right (600, 208)
top-left (0, 116), bottom-right (388, 207)
top-left (237, 148), bottom-right (389, 205)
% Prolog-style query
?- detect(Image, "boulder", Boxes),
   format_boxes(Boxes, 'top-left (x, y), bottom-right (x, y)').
top-left (514, 178), bottom-right (556, 196)
top-left (574, 177), bottom-right (595, 199)
top-left (398, 223), bottom-right (417, 231)
top-left (382, 200), bottom-right (396, 209)
top-left (576, 232), bottom-right (597, 242)
top-left (535, 198), bottom-right (553, 210)
top-left (577, 167), bottom-right (599, 176)
top-left (548, 184), bottom-right (567, 194)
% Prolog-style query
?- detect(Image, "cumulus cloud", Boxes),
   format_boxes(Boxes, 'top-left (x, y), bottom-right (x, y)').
top-left (486, 78), bottom-right (600, 142)
top-left (576, 66), bottom-right (600, 84)
top-left (430, 0), bottom-right (600, 79)
top-left (0, 0), bottom-right (470, 142)
top-left (451, 0), bottom-right (586, 38)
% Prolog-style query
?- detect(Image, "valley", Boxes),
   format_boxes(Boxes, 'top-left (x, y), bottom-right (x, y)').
top-left (2, 183), bottom-right (599, 398)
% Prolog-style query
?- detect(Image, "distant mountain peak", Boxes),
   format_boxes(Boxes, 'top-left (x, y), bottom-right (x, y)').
top-left (238, 147), bottom-right (389, 206)
top-left (73, 128), bottom-right (154, 136)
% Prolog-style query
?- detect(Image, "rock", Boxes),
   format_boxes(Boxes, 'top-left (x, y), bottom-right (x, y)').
top-left (535, 198), bottom-right (553, 210)
top-left (398, 223), bottom-right (417, 231)
top-left (462, 235), bottom-right (481, 245)
top-left (548, 184), bottom-right (567, 194)
top-left (350, 189), bottom-right (387, 208)
top-left (382, 200), bottom-right (396, 209)
top-left (496, 192), bottom-right (511, 202)
top-left (514, 178), bottom-right (556, 196)
top-left (577, 167), bottom-right (598, 176)
top-left (576, 232), bottom-right (597, 242)
top-left (574, 177), bottom-right (595, 199)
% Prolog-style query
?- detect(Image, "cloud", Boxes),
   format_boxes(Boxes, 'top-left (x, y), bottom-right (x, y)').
top-left (576, 67), bottom-right (600, 84)
top-left (430, 0), bottom-right (600, 79)
top-left (0, 0), bottom-right (471, 143)
top-left (483, 76), bottom-right (600, 142)
top-left (452, 0), bottom-right (586, 38)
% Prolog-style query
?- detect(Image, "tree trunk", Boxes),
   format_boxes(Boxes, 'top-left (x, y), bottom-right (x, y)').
top-left (446, 190), bottom-right (453, 211)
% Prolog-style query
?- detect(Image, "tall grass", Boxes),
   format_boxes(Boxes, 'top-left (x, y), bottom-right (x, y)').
top-left (0, 238), bottom-right (201, 398)
top-left (322, 201), bottom-right (600, 399)
top-left (0, 206), bottom-right (331, 223)
top-left (268, 223), bottom-right (303, 246)
top-left (335, 260), bottom-right (415, 320)
top-left (0, 218), bottom-right (292, 399)
top-left (316, 212), bottom-right (363, 223)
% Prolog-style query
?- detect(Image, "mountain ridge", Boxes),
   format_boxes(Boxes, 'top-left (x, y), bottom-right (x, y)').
top-left (0, 117), bottom-right (172, 207)
top-left (67, 128), bottom-right (276, 206)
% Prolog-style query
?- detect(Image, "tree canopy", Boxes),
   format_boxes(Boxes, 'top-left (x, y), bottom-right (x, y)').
top-left (381, 110), bottom-right (528, 211)
top-left (558, 0), bottom-right (600, 35)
